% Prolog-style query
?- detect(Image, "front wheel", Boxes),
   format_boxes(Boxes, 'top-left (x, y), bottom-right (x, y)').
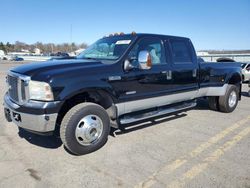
top-left (60, 103), bottom-right (110, 155)
top-left (218, 85), bottom-right (239, 113)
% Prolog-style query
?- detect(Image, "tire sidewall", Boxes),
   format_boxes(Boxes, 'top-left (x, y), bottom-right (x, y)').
top-left (65, 104), bottom-right (110, 155)
top-left (225, 85), bottom-right (239, 112)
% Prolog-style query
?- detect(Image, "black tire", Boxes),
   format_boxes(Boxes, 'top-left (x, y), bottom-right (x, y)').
top-left (60, 102), bottom-right (110, 155)
top-left (218, 85), bottom-right (239, 113)
top-left (208, 96), bottom-right (219, 111)
top-left (242, 75), bottom-right (245, 82)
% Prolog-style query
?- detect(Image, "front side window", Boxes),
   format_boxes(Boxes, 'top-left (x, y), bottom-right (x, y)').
top-left (77, 36), bottom-right (135, 63)
top-left (128, 37), bottom-right (166, 66)
top-left (170, 40), bottom-right (192, 63)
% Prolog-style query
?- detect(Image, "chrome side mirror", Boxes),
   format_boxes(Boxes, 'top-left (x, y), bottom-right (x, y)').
top-left (138, 51), bottom-right (152, 70)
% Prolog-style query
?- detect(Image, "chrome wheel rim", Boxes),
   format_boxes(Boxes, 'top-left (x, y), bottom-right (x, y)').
top-left (228, 91), bottom-right (237, 108)
top-left (75, 115), bottom-right (103, 146)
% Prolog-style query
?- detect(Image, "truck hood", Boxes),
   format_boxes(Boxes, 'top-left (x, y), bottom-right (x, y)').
top-left (10, 59), bottom-right (107, 80)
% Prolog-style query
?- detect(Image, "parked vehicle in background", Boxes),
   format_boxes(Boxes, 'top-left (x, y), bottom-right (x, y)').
top-left (0, 50), bottom-right (5, 60)
top-left (11, 56), bottom-right (24, 61)
top-left (50, 52), bottom-right (73, 60)
top-left (248, 82), bottom-right (250, 96)
top-left (3, 55), bottom-right (13, 61)
top-left (241, 63), bottom-right (250, 82)
top-left (3, 33), bottom-right (242, 155)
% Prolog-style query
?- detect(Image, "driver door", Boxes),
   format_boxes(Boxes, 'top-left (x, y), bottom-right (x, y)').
top-left (118, 37), bottom-right (172, 113)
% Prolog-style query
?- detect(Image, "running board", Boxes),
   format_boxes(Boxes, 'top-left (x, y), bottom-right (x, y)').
top-left (119, 101), bottom-right (196, 124)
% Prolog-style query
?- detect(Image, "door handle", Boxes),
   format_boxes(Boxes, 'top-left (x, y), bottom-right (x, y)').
top-left (161, 70), bottom-right (172, 80)
top-left (192, 69), bottom-right (197, 77)
top-left (167, 70), bottom-right (172, 80)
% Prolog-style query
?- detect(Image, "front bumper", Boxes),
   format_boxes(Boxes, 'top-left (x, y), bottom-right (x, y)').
top-left (3, 94), bottom-right (59, 134)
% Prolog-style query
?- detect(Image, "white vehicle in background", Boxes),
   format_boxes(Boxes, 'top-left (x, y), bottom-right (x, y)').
top-left (0, 50), bottom-right (5, 60)
top-left (241, 63), bottom-right (250, 82)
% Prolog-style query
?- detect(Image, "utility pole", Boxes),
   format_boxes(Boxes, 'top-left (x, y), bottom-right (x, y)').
top-left (51, 44), bottom-right (53, 54)
top-left (70, 24), bottom-right (73, 52)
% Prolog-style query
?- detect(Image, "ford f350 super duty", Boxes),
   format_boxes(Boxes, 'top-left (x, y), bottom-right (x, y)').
top-left (4, 33), bottom-right (242, 155)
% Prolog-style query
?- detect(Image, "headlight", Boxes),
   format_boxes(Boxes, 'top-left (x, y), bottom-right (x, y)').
top-left (29, 80), bottom-right (54, 101)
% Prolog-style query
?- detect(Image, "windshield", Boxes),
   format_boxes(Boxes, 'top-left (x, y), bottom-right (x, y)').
top-left (77, 36), bottom-right (135, 62)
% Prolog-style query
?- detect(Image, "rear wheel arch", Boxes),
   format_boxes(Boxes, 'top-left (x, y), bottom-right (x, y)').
top-left (227, 73), bottom-right (242, 85)
top-left (226, 73), bottom-right (242, 99)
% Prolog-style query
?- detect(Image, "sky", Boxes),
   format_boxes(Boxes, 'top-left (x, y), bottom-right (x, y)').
top-left (0, 0), bottom-right (250, 50)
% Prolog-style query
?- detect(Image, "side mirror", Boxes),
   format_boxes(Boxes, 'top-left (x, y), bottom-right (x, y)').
top-left (138, 50), bottom-right (152, 70)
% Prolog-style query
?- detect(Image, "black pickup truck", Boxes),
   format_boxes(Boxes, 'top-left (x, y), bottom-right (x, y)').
top-left (3, 33), bottom-right (242, 155)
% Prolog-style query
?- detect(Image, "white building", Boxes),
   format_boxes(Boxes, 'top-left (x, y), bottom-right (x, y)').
top-left (196, 51), bottom-right (209, 56)
top-left (33, 48), bottom-right (41, 55)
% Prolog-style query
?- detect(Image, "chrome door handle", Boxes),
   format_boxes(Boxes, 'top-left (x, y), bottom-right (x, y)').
top-left (167, 70), bottom-right (172, 80)
top-left (192, 69), bottom-right (197, 77)
top-left (161, 70), bottom-right (172, 80)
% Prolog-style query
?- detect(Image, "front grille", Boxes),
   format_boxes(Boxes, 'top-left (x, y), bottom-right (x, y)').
top-left (8, 75), bottom-right (19, 102)
top-left (21, 80), bottom-right (26, 100)
top-left (7, 72), bottom-right (29, 104)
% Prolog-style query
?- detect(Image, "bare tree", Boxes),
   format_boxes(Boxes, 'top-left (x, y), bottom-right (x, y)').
top-left (3, 41), bottom-right (88, 54)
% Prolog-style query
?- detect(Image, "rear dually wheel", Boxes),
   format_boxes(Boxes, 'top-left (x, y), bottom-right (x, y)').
top-left (218, 85), bottom-right (239, 113)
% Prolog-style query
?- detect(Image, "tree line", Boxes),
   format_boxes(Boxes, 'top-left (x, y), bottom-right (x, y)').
top-left (0, 41), bottom-right (88, 54)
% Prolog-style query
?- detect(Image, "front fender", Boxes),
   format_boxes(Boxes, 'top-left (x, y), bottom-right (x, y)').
top-left (55, 79), bottom-right (118, 102)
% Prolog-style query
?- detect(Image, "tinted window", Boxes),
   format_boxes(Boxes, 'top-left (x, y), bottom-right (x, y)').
top-left (128, 37), bottom-right (166, 66)
top-left (170, 40), bottom-right (192, 63)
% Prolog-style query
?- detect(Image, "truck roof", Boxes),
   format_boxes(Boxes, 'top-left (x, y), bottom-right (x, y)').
top-left (105, 33), bottom-right (190, 41)
top-left (136, 33), bottom-right (190, 40)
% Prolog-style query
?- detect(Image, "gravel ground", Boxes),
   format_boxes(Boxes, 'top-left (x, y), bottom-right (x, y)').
top-left (0, 62), bottom-right (249, 188)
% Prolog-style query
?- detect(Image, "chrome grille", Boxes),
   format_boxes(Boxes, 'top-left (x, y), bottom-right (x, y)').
top-left (8, 75), bottom-right (19, 102)
top-left (21, 80), bottom-right (26, 100)
top-left (7, 72), bottom-right (30, 104)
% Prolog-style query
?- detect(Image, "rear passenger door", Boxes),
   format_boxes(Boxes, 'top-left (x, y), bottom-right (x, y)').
top-left (167, 39), bottom-right (199, 95)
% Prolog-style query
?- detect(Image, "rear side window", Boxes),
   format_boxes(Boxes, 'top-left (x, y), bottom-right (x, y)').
top-left (170, 40), bottom-right (192, 64)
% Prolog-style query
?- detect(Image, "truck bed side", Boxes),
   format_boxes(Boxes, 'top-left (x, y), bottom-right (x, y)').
top-left (197, 62), bottom-right (242, 97)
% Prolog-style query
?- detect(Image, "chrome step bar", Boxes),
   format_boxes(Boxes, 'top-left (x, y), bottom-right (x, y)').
top-left (119, 101), bottom-right (196, 124)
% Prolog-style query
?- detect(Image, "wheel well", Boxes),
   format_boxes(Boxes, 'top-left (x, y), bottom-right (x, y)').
top-left (228, 73), bottom-right (241, 85)
top-left (56, 90), bottom-right (117, 127)
top-left (228, 73), bottom-right (242, 100)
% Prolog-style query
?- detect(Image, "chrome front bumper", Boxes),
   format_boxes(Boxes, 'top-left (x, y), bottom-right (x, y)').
top-left (3, 94), bottom-right (58, 133)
